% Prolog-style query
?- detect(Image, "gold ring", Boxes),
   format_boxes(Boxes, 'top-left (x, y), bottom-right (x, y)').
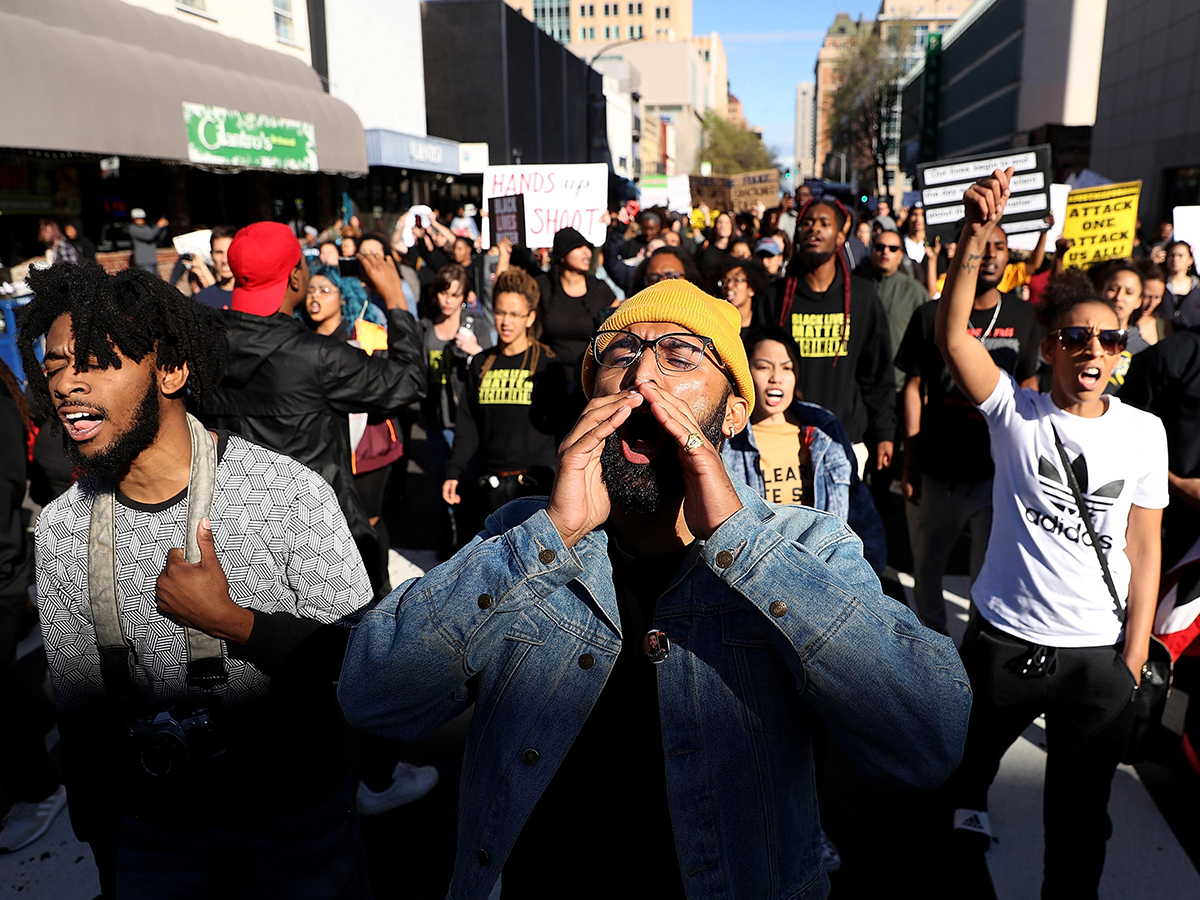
top-left (684, 433), bottom-right (704, 452)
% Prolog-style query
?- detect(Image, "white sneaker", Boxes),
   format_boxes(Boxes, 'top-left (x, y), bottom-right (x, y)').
top-left (356, 762), bottom-right (439, 816)
top-left (819, 828), bottom-right (842, 873)
top-left (0, 785), bottom-right (68, 852)
top-left (952, 808), bottom-right (993, 852)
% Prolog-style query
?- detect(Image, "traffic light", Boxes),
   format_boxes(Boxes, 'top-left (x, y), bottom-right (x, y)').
top-left (784, 168), bottom-right (793, 181)
top-left (861, 195), bottom-right (869, 204)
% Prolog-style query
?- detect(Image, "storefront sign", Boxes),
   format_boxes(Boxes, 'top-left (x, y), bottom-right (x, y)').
top-left (917, 144), bottom-right (1052, 241)
top-left (1061, 181), bottom-right (1141, 268)
top-left (183, 102), bottom-right (318, 171)
top-left (482, 163), bottom-right (607, 248)
top-left (488, 194), bottom-right (526, 247)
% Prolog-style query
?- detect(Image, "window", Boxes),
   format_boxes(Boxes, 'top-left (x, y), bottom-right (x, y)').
top-left (581, 26), bottom-right (587, 38)
top-left (663, 5), bottom-right (669, 18)
top-left (629, 25), bottom-right (635, 38)
top-left (603, 3), bottom-right (609, 13)
top-left (177, 0), bottom-right (208, 12)
top-left (604, 25), bottom-right (611, 38)
top-left (655, 6), bottom-right (661, 18)
top-left (637, 2), bottom-right (642, 12)
top-left (628, 2), bottom-right (633, 12)
top-left (273, 0), bottom-right (295, 43)
top-left (589, 26), bottom-right (595, 38)
top-left (637, 24), bottom-right (643, 36)
top-left (589, 4), bottom-right (594, 13)
top-left (580, 4), bottom-right (586, 14)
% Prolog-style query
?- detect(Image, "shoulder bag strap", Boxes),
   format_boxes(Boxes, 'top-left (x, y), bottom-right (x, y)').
top-left (1051, 423), bottom-right (1125, 625)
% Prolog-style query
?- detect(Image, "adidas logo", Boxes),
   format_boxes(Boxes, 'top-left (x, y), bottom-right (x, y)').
top-left (958, 813), bottom-right (985, 832)
top-left (1036, 452), bottom-right (1123, 520)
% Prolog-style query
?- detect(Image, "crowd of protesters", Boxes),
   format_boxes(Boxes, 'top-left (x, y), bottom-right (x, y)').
top-left (0, 172), bottom-right (1198, 900)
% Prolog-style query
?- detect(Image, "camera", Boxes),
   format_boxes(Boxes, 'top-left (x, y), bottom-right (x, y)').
top-left (129, 707), bottom-right (225, 777)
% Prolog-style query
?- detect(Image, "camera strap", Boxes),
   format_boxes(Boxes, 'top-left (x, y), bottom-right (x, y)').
top-left (87, 413), bottom-right (229, 700)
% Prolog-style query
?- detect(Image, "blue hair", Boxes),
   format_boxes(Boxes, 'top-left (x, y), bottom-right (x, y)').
top-left (305, 263), bottom-right (386, 327)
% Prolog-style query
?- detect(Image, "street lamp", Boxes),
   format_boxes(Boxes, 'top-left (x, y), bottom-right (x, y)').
top-left (829, 150), bottom-right (848, 184)
top-left (586, 36), bottom-right (644, 165)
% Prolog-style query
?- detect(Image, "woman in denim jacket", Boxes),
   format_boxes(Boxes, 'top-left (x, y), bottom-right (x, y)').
top-left (722, 326), bottom-right (887, 573)
top-left (340, 282), bottom-right (970, 900)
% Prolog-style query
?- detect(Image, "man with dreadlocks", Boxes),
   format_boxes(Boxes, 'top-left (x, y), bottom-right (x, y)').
top-left (758, 197), bottom-right (897, 478)
top-left (18, 264), bottom-right (373, 898)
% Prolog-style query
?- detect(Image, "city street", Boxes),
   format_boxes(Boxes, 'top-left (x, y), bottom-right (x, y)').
top-left (4, 432), bottom-right (1199, 900)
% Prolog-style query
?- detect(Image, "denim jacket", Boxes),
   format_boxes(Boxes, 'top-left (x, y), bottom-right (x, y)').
top-left (339, 481), bottom-right (971, 900)
top-left (722, 401), bottom-right (888, 574)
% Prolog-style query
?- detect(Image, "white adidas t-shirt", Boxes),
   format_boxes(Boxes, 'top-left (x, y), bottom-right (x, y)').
top-left (972, 372), bottom-right (1169, 647)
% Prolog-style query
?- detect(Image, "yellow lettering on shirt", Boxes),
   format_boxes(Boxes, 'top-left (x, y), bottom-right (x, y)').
top-left (790, 312), bottom-right (850, 358)
top-left (429, 349), bottom-right (449, 385)
top-left (478, 368), bottom-right (534, 406)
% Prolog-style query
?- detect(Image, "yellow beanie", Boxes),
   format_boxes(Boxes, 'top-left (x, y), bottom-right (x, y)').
top-left (581, 280), bottom-right (754, 409)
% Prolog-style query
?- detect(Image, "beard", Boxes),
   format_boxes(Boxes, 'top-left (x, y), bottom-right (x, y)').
top-left (599, 393), bottom-right (729, 516)
top-left (69, 373), bottom-right (162, 484)
top-left (799, 248), bottom-right (835, 269)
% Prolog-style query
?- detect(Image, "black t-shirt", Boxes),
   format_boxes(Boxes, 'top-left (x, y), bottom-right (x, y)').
top-left (445, 343), bottom-right (568, 481)
top-left (894, 294), bottom-right (1040, 483)
top-left (756, 269), bottom-right (896, 444)
top-left (502, 534), bottom-right (689, 899)
top-left (536, 274), bottom-right (617, 377)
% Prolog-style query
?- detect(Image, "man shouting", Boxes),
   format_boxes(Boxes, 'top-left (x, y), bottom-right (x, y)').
top-left (339, 280), bottom-right (971, 900)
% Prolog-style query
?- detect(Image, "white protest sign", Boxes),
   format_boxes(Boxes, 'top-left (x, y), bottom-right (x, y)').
top-left (482, 163), bottom-right (608, 249)
top-left (1172, 206), bottom-right (1200, 259)
top-left (172, 229), bottom-right (213, 267)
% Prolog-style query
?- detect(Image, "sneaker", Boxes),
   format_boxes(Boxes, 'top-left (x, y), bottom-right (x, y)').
top-left (356, 762), bottom-right (439, 816)
top-left (819, 829), bottom-right (842, 873)
top-left (952, 808), bottom-right (993, 853)
top-left (0, 785), bottom-right (68, 852)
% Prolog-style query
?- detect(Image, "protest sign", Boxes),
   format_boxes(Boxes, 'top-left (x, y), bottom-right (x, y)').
top-left (1172, 206), bottom-right (1200, 260)
top-left (1061, 181), bottom-right (1141, 268)
top-left (917, 144), bottom-right (1052, 241)
top-left (487, 194), bottom-right (526, 247)
top-left (172, 229), bottom-right (213, 267)
top-left (688, 175), bottom-right (731, 211)
top-left (639, 174), bottom-right (692, 214)
top-left (730, 170), bottom-right (780, 211)
top-left (1006, 183), bottom-right (1070, 252)
top-left (482, 163), bottom-right (607, 248)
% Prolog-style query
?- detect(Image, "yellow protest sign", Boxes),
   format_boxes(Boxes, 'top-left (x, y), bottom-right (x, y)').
top-left (1061, 181), bottom-right (1141, 268)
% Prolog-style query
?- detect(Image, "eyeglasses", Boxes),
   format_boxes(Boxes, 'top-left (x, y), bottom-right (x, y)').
top-left (717, 275), bottom-right (748, 288)
top-left (644, 270), bottom-right (687, 285)
top-left (306, 285), bottom-right (338, 296)
top-left (1055, 326), bottom-right (1129, 356)
top-left (872, 243), bottom-right (902, 254)
top-left (592, 330), bottom-right (724, 375)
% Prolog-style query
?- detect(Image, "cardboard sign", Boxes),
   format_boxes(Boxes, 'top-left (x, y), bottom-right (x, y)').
top-left (487, 194), bottom-right (526, 248)
top-left (687, 170), bottom-right (780, 214)
top-left (1061, 181), bottom-right (1141, 268)
top-left (1006, 183), bottom-right (1070, 252)
top-left (730, 170), bottom-right (780, 212)
top-left (917, 145), bottom-right (1052, 241)
top-left (482, 163), bottom-right (607, 249)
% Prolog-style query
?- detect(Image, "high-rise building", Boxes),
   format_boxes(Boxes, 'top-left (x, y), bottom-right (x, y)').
top-left (795, 82), bottom-right (815, 179)
top-left (503, 0), bottom-right (692, 48)
top-left (814, 12), bottom-right (869, 181)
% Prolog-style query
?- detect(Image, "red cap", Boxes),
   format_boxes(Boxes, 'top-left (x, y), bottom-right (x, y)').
top-left (228, 222), bottom-right (302, 316)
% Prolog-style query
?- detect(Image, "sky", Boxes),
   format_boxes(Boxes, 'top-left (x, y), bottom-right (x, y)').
top-left (693, 0), bottom-right (877, 166)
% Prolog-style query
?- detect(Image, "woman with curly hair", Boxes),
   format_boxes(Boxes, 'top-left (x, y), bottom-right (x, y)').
top-left (938, 168), bottom-right (1168, 898)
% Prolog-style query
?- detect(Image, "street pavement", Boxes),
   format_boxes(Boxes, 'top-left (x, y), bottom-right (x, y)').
top-left (4, 440), bottom-right (1200, 899)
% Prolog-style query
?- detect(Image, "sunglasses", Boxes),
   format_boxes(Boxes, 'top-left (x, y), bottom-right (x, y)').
top-left (1055, 326), bottom-right (1129, 355)
top-left (872, 243), bottom-right (902, 254)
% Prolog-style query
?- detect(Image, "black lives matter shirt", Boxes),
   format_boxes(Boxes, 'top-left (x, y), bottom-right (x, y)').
top-left (757, 269), bottom-right (896, 444)
top-left (445, 345), bottom-right (568, 482)
top-left (894, 294), bottom-right (1041, 483)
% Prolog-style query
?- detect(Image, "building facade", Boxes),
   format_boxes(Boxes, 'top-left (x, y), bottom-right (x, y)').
top-left (898, 0), bottom-right (1106, 179)
top-left (814, 13), bottom-right (868, 180)
top-left (123, 0), bottom-right (313, 64)
top-left (1089, 0), bottom-right (1200, 226)
top-left (795, 82), bottom-right (816, 179)
top-left (504, 0), bottom-right (692, 48)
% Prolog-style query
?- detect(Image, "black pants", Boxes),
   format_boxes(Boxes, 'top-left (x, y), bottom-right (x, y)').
top-left (951, 612), bottom-right (1137, 899)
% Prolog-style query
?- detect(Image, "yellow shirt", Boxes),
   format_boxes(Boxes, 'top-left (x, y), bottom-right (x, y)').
top-left (936, 261), bottom-right (1029, 296)
top-left (752, 420), bottom-right (812, 506)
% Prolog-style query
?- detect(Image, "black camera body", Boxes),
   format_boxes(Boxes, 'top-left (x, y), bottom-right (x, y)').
top-left (129, 707), bottom-right (225, 778)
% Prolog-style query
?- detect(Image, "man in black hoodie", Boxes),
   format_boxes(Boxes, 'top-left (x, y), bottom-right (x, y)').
top-left (756, 198), bottom-right (896, 476)
top-left (204, 222), bottom-right (426, 593)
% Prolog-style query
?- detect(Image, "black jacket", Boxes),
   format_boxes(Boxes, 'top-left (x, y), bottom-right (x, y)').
top-left (203, 307), bottom-right (426, 542)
